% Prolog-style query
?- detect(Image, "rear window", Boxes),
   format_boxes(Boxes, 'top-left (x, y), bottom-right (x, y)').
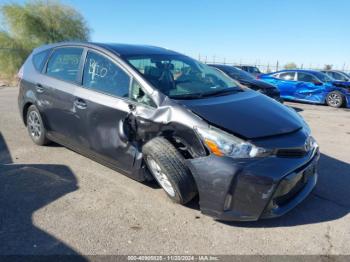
top-left (32, 49), bottom-right (50, 72)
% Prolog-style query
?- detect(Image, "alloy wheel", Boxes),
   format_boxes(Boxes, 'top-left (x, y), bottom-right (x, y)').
top-left (327, 93), bottom-right (342, 107)
top-left (28, 111), bottom-right (42, 139)
top-left (147, 156), bottom-right (176, 197)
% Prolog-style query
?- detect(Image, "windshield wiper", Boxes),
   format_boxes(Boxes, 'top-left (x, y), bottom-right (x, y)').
top-left (170, 87), bottom-right (242, 100)
top-left (200, 87), bottom-right (243, 98)
top-left (169, 93), bottom-right (204, 99)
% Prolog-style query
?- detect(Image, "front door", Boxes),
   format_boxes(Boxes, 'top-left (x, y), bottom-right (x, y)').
top-left (74, 50), bottom-right (138, 173)
top-left (295, 72), bottom-right (325, 102)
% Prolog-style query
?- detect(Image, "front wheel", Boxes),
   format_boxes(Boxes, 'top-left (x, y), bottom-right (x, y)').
top-left (142, 137), bottom-right (197, 204)
top-left (326, 91), bottom-right (345, 108)
top-left (26, 105), bottom-right (50, 145)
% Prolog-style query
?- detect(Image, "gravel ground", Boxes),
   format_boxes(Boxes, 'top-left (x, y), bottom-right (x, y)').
top-left (0, 86), bottom-right (349, 256)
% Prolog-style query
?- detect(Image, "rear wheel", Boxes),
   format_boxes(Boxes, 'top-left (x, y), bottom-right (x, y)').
top-left (26, 105), bottom-right (50, 145)
top-left (326, 91), bottom-right (345, 108)
top-left (143, 137), bottom-right (197, 204)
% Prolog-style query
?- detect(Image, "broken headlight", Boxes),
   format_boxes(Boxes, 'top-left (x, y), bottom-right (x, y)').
top-left (195, 126), bottom-right (271, 158)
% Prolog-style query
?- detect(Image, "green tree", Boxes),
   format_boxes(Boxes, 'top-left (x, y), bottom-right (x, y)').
top-left (284, 62), bottom-right (297, 69)
top-left (0, 0), bottom-right (90, 78)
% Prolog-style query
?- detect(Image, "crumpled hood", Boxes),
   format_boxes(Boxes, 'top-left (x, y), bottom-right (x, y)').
top-left (178, 91), bottom-right (304, 139)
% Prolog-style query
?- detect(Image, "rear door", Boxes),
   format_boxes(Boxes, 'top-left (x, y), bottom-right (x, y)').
top-left (74, 50), bottom-right (156, 174)
top-left (41, 46), bottom-right (86, 146)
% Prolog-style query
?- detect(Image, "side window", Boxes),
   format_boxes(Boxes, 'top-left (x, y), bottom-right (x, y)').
top-left (297, 72), bottom-right (318, 83)
top-left (130, 80), bottom-right (156, 107)
top-left (330, 72), bottom-right (339, 80)
top-left (83, 51), bottom-right (131, 98)
top-left (323, 71), bottom-right (331, 78)
top-left (251, 67), bottom-right (260, 74)
top-left (332, 72), bottom-right (347, 81)
top-left (279, 72), bottom-right (295, 81)
top-left (33, 49), bottom-right (50, 72)
top-left (46, 47), bottom-right (83, 83)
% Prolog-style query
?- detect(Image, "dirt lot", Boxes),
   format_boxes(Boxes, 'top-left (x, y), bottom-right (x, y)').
top-left (0, 86), bottom-right (349, 256)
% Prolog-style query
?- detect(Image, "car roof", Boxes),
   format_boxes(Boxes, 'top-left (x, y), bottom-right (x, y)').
top-left (209, 64), bottom-right (245, 70)
top-left (92, 42), bottom-right (184, 56)
top-left (236, 65), bottom-right (259, 68)
top-left (209, 64), bottom-right (236, 68)
top-left (35, 42), bottom-right (183, 57)
top-left (273, 69), bottom-right (322, 74)
top-left (321, 70), bottom-right (343, 73)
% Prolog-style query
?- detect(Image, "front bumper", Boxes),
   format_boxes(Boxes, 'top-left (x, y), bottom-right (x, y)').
top-left (186, 145), bottom-right (319, 221)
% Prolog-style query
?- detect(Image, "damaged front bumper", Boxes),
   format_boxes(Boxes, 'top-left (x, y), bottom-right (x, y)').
top-left (186, 146), bottom-right (320, 221)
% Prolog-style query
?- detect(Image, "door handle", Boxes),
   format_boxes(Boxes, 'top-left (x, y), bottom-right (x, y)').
top-left (36, 84), bottom-right (44, 93)
top-left (74, 98), bottom-right (87, 109)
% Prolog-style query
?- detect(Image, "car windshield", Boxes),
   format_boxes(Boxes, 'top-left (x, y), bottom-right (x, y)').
top-left (124, 54), bottom-right (241, 99)
top-left (219, 66), bottom-right (255, 81)
top-left (313, 71), bottom-right (333, 83)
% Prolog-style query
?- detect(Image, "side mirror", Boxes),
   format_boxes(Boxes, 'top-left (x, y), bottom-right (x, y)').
top-left (128, 103), bottom-right (136, 111)
top-left (313, 81), bottom-right (323, 86)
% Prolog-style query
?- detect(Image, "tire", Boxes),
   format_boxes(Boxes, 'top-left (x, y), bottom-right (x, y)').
top-left (26, 105), bottom-right (50, 146)
top-left (142, 137), bottom-right (197, 204)
top-left (326, 91), bottom-right (345, 108)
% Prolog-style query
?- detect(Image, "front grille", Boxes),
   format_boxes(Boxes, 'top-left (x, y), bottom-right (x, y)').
top-left (276, 148), bottom-right (307, 158)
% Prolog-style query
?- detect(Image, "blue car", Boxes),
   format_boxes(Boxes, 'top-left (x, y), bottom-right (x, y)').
top-left (259, 69), bottom-right (350, 108)
top-left (321, 70), bottom-right (350, 82)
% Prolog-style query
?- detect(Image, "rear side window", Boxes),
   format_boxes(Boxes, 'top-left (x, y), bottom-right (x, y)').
top-left (46, 47), bottom-right (83, 83)
top-left (83, 51), bottom-right (131, 98)
top-left (33, 49), bottom-right (50, 72)
top-left (279, 72), bottom-right (295, 81)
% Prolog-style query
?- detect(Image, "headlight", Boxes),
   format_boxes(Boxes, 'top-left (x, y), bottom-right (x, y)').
top-left (195, 126), bottom-right (270, 158)
top-left (308, 136), bottom-right (319, 151)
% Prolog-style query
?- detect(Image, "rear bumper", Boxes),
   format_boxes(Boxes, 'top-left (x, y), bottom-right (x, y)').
top-left (186, 146), bottom-right (319, 221)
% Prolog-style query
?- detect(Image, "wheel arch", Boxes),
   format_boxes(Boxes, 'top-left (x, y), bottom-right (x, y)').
top-left (22, 102), bottom-right (33, 126)
top-left (142, 136), bottom-right (198, 203)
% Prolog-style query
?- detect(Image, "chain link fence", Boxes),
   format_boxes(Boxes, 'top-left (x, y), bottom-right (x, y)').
top-left (197, 56), bottom-right (350, 74)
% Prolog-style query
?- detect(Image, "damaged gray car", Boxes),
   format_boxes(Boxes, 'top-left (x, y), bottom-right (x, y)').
top-left (18, 42), bottom-right (320, 221)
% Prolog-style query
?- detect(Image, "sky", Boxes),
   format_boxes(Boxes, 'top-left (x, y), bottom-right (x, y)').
top-left (2, 0), bottom-right (350, 69)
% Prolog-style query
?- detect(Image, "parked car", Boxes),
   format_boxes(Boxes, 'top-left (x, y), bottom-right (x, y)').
top-left (208, 64), bottom-right (282, 102)
top-left (18, 42), bottom-right (319, 221)
top-left (321, 70), bottom-right (350, 82)
top-left (259, 69), bottom-right (350, 108)
top-left (236, 65), bottom-right (261, 76)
